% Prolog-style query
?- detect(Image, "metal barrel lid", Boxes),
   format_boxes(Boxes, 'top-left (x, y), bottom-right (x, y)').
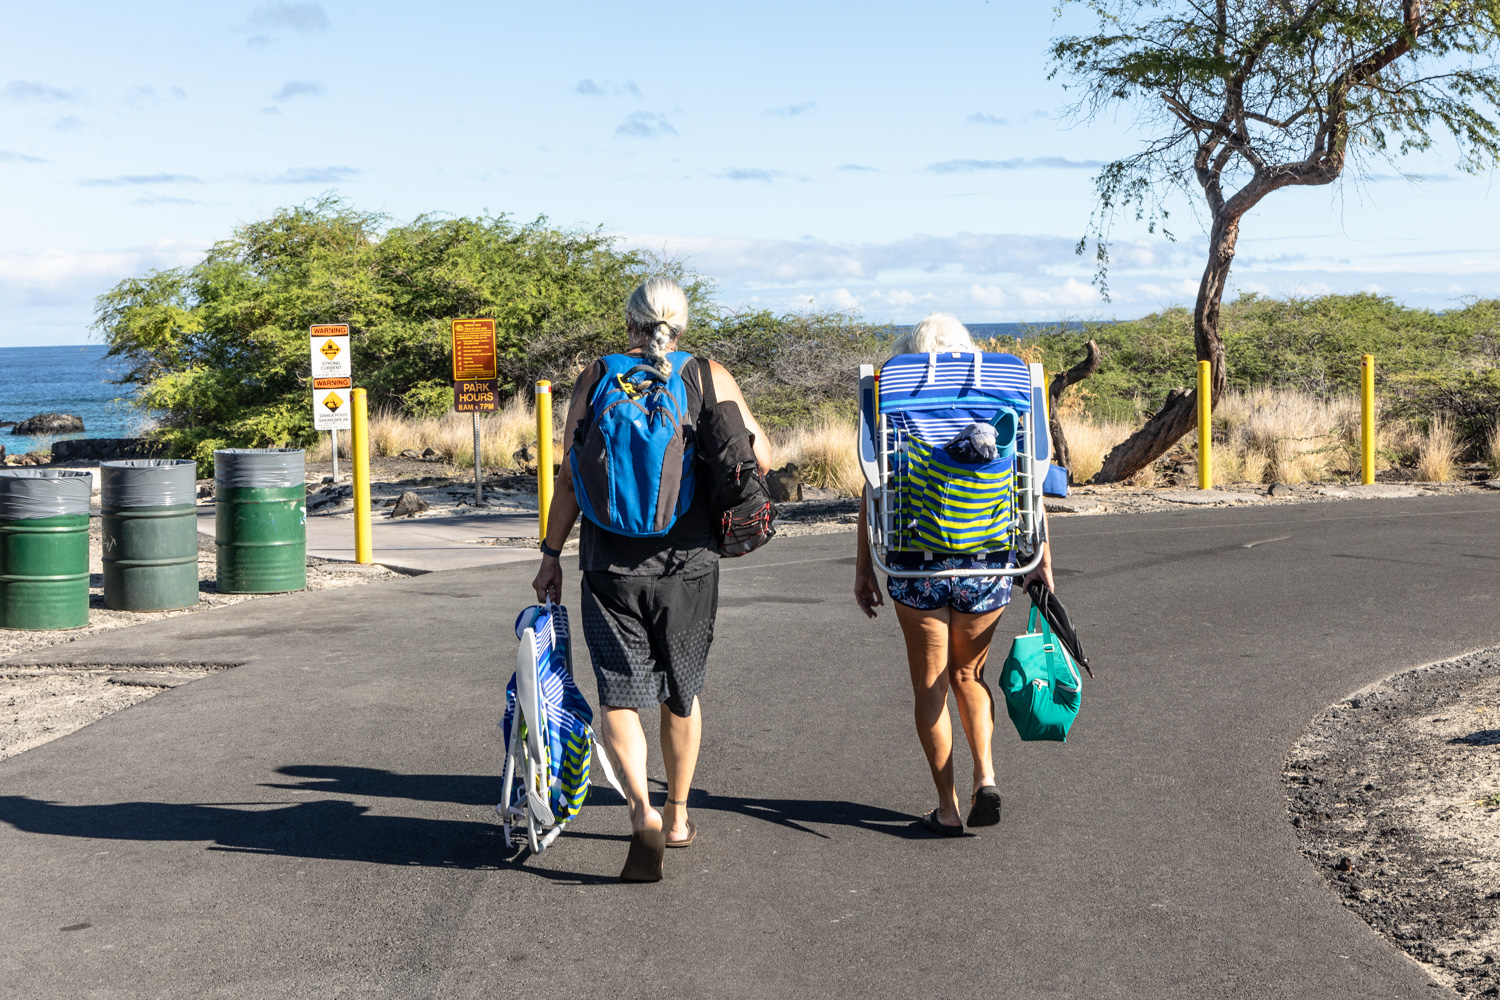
top-left (0, 468), bottom-right (93, 520)
top-left (213, 448), bottom-right (306, 489)
top-left (100, 459), bottom-right (198, 508)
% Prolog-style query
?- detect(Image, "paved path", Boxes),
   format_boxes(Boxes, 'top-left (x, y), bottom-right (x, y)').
top-left (5, 494), bottom-right (1500, 998)
top-left (196, 508), bottom-right (541, 574)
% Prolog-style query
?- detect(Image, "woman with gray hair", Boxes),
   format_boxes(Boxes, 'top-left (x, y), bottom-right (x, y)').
top-left (533, 276), bottom-right (771, 881)
top-left (853, 312), bottom-right (1055, 836)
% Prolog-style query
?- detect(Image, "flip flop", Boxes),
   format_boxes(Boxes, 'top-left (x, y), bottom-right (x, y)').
top-left (665, 819), bottom-right (697, 849)
top-left (967, 786), bottom-right (1002, 828)
top-left (620, 828), bottom-right (666, 882)
top-left (920, 809), bottom-right (965, 838)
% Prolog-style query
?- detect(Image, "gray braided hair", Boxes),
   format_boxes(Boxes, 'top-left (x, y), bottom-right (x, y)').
top-left (625, 277), bottom-right (689, 377)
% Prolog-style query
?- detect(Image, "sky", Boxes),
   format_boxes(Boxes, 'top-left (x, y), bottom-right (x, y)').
top-left (0, 0), bottom-right (1496, 347)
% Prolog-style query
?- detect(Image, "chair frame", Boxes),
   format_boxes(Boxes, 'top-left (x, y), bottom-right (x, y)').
top-left (858, 358), bottom-right (1048, 580)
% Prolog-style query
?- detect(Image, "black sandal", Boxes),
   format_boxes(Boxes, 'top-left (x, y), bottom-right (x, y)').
top-left (967, 786), bottom-right (1002, 828)
top-left (620, 827), bottom-right (666, 882)
top-left (920, 809), bottom-right (965, 838)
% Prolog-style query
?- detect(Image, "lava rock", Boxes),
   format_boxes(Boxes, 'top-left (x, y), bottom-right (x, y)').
top-left (11, 412), bottom-right (84, 435)
top-left (390, 491), bottom-right (429, 518)
top-left (766, 463), bottom-right (803, 503)
top-left (421, 447), bottom-right (437, 459)
top-left (400, 449), bottom-right (423, 460)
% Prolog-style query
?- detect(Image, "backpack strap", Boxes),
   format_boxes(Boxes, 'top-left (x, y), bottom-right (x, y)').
top-left (699, 357), bottom-right (718, 410)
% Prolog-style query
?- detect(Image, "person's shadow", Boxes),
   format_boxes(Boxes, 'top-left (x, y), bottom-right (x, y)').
top-left (0, 766), bottom-right (928, 876)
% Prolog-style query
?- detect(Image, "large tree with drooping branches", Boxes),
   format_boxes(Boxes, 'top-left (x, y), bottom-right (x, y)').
top-left (1050, 0), bottom-right (1500, 482)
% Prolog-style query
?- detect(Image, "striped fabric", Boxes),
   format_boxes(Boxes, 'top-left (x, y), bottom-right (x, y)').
top-left (877, 352), bottom-right (1028, 554)
top-left (503, 604), bottom-right (600, 826)
top-left (904, 436), bottom-right (1015, 553)
top-left (878, 351), bottom-right (1031, 446)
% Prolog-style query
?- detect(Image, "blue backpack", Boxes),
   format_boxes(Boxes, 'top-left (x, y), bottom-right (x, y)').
top-left (571, 351), bottom-right (698, 537)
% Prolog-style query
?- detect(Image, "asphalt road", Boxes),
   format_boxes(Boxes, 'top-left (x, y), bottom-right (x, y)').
top-left (4, 494), bottom-right (1500, 999)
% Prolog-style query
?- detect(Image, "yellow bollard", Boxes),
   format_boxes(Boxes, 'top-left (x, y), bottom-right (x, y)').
top-left (1361, 354), bottom-right (1375, 485)
top-left (536, 381), bottom-right (553, 542)
top-left (1197, 360), bottom-right (1212, 490)
top-left (351, 388), bottom-right (373, 564)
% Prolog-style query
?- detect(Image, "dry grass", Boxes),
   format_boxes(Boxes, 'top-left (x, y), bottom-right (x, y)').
top-left (770, 414), bottom-right (863, 496)
top-left (1488, 422), bottom-right (1500, 477)
top-left (1415, 414), bottom-right (1460, 482)
top-left (1058, 413), bottom-right (1134, 484)
top-left (1206, 388), bottom-right (1359, 485)
top-left (310, 393), bottom-right (567, 470)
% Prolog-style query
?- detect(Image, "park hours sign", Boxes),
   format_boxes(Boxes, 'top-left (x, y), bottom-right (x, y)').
top-left (311, 324), bottom-right (352, 430)
top-left (451, 318), bottom-right (498, 412)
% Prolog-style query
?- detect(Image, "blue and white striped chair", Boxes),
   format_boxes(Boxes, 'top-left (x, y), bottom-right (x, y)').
top-left (858, 350), bottom-right (1051, 579)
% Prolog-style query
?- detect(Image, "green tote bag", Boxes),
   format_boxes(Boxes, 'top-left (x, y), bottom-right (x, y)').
top-left (1000, 602), bottom-right (1083, 742)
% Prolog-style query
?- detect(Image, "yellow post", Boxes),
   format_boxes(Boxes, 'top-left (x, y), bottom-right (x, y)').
top-left (1197, 360), bottom-right (1213, 491)
top-left (351, 388), bottom-right (373, 564)
top-left (536, 381), bottom-right (553, 542)
top-left (1361, 354), bottom-right (1375, 485)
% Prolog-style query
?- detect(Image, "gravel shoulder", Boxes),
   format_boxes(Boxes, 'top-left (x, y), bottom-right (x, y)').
top-left (1286, 648), bottom-right (1500, 1000)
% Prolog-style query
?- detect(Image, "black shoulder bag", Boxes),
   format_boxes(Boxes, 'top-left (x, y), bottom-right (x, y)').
top-left (694, 361), bottom-right (776, 556)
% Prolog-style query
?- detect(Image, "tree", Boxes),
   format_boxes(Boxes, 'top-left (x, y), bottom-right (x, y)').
top-left (95, 198), bottom-right (672, 469)
top-left (1051, 0), bottom-right (1500, 482)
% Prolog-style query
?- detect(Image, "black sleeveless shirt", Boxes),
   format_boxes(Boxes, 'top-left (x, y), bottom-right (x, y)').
top-left (573, 355), bottom-right (719, 577)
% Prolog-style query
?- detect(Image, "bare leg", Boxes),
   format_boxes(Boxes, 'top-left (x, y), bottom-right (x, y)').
top-left (660, 696), bottom-right (702, 842)
top-left (599, 705), bottom-right (662, 835)
top-left (894, 602), bottom-right (962, 827)
top-left (948, 607), bottom-right (1004, 796)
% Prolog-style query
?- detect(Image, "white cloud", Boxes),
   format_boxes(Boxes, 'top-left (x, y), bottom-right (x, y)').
top-left (766, 102), bottom-right (816, 117)
top-left (0, 240), bottom-right (209, 308)
top-left (615, 112), bottom-right (676, 138)
top-left (625, 231), bottom-right (1099, 284)
top-left (248, 3), bottom-right (329, 32)
top-left (969, 283), bottom-right (1008, 307)
top-left (3, 80), bottom-right (85, 103)
top-left (271, 80), bottom-right (325, 101)
top-left (827, 287), bottom-right (859, 310)
top-left (1010, 278), bottom-right (1098, 308)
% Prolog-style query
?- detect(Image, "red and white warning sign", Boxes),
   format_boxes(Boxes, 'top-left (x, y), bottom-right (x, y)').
top-left (313, 376), bottom-right (351, 431)
top-left (310, 323), bottom-right (350, 378)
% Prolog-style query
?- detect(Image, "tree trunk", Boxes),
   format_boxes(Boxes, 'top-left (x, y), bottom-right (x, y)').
top-left (1093, 215), bottom-right (1239, 483)
top-left (1047, 340), bottom-right (1102, 479)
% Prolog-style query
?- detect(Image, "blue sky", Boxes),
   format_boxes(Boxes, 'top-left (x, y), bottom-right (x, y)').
top-left (0, 1), bottom-right (1495, 347)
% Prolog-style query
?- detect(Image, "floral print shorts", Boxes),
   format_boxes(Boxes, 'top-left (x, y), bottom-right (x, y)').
top-left (885, 552), bottom-right (1017, 615)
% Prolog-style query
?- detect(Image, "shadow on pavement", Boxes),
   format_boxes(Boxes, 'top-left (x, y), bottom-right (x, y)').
top-left (268, 765), bottom-right (923, 840)
top-left (0, 795), bottom-right (508, 869)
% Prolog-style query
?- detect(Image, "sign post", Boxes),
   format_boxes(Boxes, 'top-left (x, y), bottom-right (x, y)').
top-left (311, 324), bottom-right (352, 479)
top-left (451, 319), bottom-right (498, 506)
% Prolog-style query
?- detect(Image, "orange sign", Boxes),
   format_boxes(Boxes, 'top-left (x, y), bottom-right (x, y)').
top-left (451, 318), bottom-right (498, 381)
top-left (454, 378), bottom-right (499, 413)
top-left (313, 377), bottom-right (351, 389)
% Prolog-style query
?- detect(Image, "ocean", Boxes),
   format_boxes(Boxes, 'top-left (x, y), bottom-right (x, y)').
top-left (0, 345), bottom-right (147, 456)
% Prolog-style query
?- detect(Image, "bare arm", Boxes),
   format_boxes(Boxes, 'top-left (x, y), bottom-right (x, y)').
top-left (705, 360), bottom-right (772, 475)
top-left (531, 369), bottom-right (597, 603)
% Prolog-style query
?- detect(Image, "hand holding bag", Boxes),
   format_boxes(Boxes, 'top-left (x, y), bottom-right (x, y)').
top-left (1000, 593), bottom-right (1084, 742)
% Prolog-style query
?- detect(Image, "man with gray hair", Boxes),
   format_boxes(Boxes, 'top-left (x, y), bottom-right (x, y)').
top-left (533, 276), bottom-right (770, 882)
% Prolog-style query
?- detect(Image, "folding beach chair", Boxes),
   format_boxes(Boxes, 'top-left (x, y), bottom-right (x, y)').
top-left (858, 350), bottom-right (1052, 579)
top-left (498, 601), bottom-right (622, 854)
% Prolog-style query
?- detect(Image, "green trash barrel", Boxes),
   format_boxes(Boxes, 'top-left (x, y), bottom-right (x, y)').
top-left (0, 469), bottom-right (93, 630)
top-left (100, 459), bottom-right (200, 612)
top-left (214, 449), bottom-right (307, 594)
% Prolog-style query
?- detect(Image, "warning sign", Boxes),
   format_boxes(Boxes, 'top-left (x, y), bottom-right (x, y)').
top-left (310, 323), bottom-right (350, 378)
top-left (451, 319), bottom-right (497, 381)
top-left (454, 378), bottom-right (499, 413)
top-left (314, 381), bottom-right (351, 430)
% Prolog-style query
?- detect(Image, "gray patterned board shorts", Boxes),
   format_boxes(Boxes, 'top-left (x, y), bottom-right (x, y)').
top-left (580, 565), bottom-right (719, 718)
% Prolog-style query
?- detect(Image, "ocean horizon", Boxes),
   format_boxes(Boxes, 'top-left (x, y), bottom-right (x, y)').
top-left (0, 344), bottom-right (148, 456)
